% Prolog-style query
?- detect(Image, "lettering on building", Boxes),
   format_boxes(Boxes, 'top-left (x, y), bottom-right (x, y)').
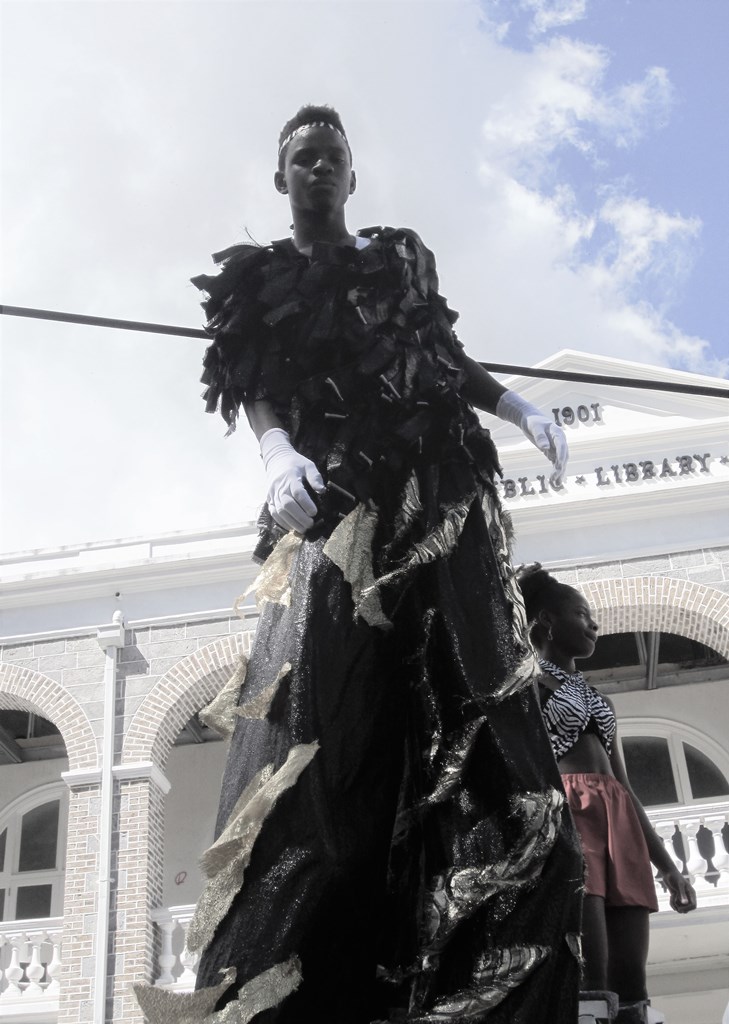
top-left (500, 452), bottom-right (718, 500)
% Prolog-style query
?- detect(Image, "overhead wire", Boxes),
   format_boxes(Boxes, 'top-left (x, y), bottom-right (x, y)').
top-left (2, 303), bottom-right (728, 399)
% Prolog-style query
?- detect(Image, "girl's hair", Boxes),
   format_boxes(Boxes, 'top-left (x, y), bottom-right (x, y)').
top-left (277, 104), bottom-right (351, 169)
top-left (516, 563), bottom-right (576, 636)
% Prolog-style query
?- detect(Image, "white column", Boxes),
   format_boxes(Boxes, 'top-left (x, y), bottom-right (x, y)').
top-left (94, 612), bottom-right (125, 1024)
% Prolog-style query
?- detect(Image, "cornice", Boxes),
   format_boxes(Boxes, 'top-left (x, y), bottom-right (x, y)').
top-left (0, 549), bottom-right (261, 610)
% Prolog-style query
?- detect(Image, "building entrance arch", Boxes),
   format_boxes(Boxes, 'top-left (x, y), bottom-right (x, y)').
top-left (122, 631), bottom-right (254, 770)
top-left (0, 664), bottom-right (98, 772)
top-left (577, 576), bottom-right (729, 657)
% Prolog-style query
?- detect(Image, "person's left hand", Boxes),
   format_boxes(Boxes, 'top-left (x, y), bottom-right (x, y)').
top-left (520, 411), bottom-right (569, 488)
top-left (495, 390), bottom-right (569, 487)
top-left (662, 867), bottom-right (697, 913)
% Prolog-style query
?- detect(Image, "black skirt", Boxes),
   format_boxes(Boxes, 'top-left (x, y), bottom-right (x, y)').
top-left (193, 478), bottom-right (583, 1024)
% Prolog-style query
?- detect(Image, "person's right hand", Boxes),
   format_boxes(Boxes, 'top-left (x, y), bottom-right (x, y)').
top-left (259, 428), bottom-right (325, 533)
top-left (662, 867), bottom-right (697, 914)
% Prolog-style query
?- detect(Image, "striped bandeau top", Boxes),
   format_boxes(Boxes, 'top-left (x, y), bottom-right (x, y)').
top-left (538, 660), bottom-right (616, 760)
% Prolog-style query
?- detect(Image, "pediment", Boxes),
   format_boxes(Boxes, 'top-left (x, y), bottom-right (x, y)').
top-left (486, 349), bottom-right (729, 446)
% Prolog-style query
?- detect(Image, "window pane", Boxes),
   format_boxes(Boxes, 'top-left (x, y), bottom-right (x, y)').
top-left (684, 744), bottom-right (729, 800)
top-left (18, 801), bottom-right (60, 871)
top-left (0, 828), bottom-right (6, 871)
top-left (657, 634), bottom-right (725, 668)
top-left (15, 884), bottom-right (52, 920)
top-left (622, 737), bottom-right (678, 805)
top-left (0, 888), bottom-right (5, 920)
top-left (580, 632), bottom-right (642, 671)
top-left (0, 711), bottom-right (62, 740)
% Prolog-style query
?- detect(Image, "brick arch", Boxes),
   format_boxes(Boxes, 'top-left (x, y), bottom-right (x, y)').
top-left (122, 631), bottom-right (253, 770)
top-left (0, 663), bottom-right (99, 771)
top-left (576, 577), bottom-right (729, 658)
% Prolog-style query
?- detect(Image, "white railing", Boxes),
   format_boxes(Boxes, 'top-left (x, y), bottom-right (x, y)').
top-left (150, 905), bottom-right (199, 991)
top-left (0, 917), bottom-right (62, 1016)
top-left (647, 799), bottom-right (729, 911)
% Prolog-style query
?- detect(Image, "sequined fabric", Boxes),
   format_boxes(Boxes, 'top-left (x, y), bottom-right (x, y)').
top-left (153, 230), bottom-right (587, 1024)
top-left (134, 961), bottom-right (302, 1024)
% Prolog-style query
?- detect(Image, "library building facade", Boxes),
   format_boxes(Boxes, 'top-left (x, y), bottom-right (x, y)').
top-left (1, 352), bottom-right (728, 1023)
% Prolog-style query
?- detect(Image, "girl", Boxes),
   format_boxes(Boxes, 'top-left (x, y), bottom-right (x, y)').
top-left (517, 564), bottom-right (696, 1024)
top-left (137, 106), bottom-right (583, 1024)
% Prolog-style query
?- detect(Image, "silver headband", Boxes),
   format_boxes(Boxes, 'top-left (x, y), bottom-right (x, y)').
top-left (278, 121), bottom-right (348, 154)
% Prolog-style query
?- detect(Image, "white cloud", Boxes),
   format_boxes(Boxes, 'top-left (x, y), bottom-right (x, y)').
top-left (0, 0), bottom-right (724, 552)
top-left (595, 193), bottom-right (701, 293)
top-left (481, 37), bottom-right (673, 177)
top-left (520, 0), bottom-right (588, 36)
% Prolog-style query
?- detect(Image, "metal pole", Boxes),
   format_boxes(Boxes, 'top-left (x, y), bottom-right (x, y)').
top-left (2, 303), bottom-right (728, 399)
top-left (94, 612), bottom-right (125, 1023)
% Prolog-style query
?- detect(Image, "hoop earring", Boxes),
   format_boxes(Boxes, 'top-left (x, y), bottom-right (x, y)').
top-left (547, 627), bottom-right (553, 641)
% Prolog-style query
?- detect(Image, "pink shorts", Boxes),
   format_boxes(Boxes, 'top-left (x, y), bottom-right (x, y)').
top-left (562, 773), bottom-right (658, 912)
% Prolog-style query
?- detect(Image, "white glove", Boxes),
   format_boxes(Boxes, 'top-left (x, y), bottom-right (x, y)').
top-left (259, 428), bottom-right (325, 533)
top-left (496, 390), bottom-right (569, 487)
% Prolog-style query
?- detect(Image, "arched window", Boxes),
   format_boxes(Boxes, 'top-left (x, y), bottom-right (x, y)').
top-left (617, 721), bottom-right (729, 809)
top-left (0, 785), bottom-right (68, 921)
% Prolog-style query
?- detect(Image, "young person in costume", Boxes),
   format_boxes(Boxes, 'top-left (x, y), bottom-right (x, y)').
top-left (136, 105), bottom-right (583, 1024)
top-left (517, 564), bottom-right (697, 1024)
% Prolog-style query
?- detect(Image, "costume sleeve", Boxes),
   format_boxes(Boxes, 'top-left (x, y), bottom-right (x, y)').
top-left (191, 244), bottom-right (271, 432)
top-left (396, 229), bottom-right (465, 355)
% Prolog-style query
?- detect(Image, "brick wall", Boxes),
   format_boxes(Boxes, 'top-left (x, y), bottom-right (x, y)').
top-left (556, 544), bottom-right (729, 594)
top-left (58, 784), bottom-right (102, 1023)
top-left (1, 554), bottom-right (728, 1020)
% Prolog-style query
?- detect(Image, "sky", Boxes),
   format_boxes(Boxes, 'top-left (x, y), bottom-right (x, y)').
top-left (1, 0), bottom-right (728, 554)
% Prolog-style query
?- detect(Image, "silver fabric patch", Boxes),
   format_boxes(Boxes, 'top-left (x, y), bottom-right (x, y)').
top-left (324, 488), bottom-right (476, 631)
top-left (323, 501), bottom-right (390, 629)
top-left (244, 532), bottom-right (303, 608)
top-left (391, 495), bottom-right (474, 576)
top-left (186, 743), bottom-right (319, 956)
top-left (422, 789), bottom-right (564, 954)
top-left (199, 657), bottom-right (249, 738)
top-left (411, 946), bottom-right (550, 1020)
top-left (133, 966), bottom-right (236, 1023)
top-left (385, 470), bottom-right (422, 553)
top-left (213, 956), bottom-right (302, 1023)
top-left (426, 717), bottom-right (487, 807)
top-left (134, 957), bottom-right (303, 1023)
top-left (236, 661), bottom-right (291, 720)
top-left (481, 489), bottom-right (540, 699)
top-left (566, 931), bottom-right (583, 965)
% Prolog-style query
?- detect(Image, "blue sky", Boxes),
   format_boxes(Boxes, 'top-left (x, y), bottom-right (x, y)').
top-left (486, 0), bottom-right (729, 353)
top-left (1, 0), bottom-right (727, 552)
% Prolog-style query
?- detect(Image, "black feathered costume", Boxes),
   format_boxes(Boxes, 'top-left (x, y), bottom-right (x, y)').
top-left (135, 229), bottom-right (582, 1024)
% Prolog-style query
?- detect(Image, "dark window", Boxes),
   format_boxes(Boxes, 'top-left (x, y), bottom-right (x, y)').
top-left (0, 711), bottom-right (61, 739)
top-left (15, 884), bottom-right (53, 920)
top-left (18, 801), bottom-right (60, 872)
top-left (684, 743), bottom-right (729, 800)
top-left (0, 828), bottom-right (5, 871)
top-left (580, 632), bottom-right (641, 671)
top-left (657, 634), bottom-right (725, 669)
top-left (622, 736), bottom-right (678, 805)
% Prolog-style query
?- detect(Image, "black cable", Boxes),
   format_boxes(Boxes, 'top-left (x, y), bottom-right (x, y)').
top-left (2, 303), bottom-right (728, 399)
top-left (0, 304), bottom-right (208, 339)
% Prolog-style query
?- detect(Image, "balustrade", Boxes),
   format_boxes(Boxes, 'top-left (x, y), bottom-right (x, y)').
top-left (647, 800), bottom-right (729, 910)
top-left (0, 917), bottom-right (62, 1012)
top-left (150, 905), bottom-right (199, 991)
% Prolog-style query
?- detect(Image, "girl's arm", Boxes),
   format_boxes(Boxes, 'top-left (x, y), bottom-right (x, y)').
top-left (608, 716), bottom-right (697, 913)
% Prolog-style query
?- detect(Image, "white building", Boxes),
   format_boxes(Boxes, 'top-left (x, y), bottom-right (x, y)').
top-left (1, 351), bottom-right (728, 1024)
